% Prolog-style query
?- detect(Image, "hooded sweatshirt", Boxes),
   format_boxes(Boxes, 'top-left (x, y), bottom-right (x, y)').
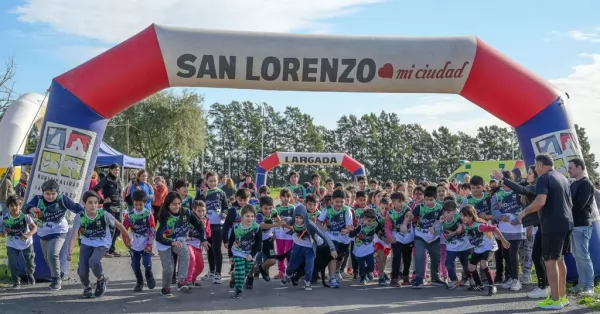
top-left (283, 205), bottom-right (336, 254)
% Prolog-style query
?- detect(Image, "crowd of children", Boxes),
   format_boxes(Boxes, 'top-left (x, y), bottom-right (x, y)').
top-left (1, 170), bottom-right (548, 306)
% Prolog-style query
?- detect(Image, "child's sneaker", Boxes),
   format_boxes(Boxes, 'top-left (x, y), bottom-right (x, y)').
top-left (274, 272), bottom-right (285, 279)
top-left (212, 274), bottom-right (222, 284)
top-left (133, 281), bottom-right (144, 292)
top-left (329, 277), bottom-right (340, 289)
top-left (467, 285), bottom-right (485, 292)
top-left (366, 272), bottom-right (374, 281)
top-left (488, 285), bottom-right (497, 296)
top-left (94, 277), bottom-right (108, 297)
top-left (446, 280), bottom-right (459, 289)
top-left (501, 278), bottom-right (513, 289)
top-left (229, 276), bottom-right (236, 289)
top-left (82, 286), bottom-right (93, 298)
top-left (383, 273), bottom-right (390, 281)
top-left (161, 287), bottom-right (173, 297)
top-left (402, 276), bottom-right (411, 286)
top-left (509, 280), bottom-right (522, 291)
top-left (259, 265), bottom-right (271, 282)
top-left (389, 278), bottom-right (400, 287)
top-left (304, 281), bottom-right (312, 291)
top-left (146, 273), bottom-right (156, 290)
top-left (201, 272), bottom-right (214, 281)
top-left (11, 282), bottom-right (21, 290)
top-left (280, 275), bottom-right (291, 286)
top-left (359, 278), bottom-right (367, 285)
top-left (373, 269), bottom-right (379, 278)
top-left (411, 281), bottom-right (424, 289)
top-left (459, 278), bottom-right (469, 286)
top-left (232, 289), bottom-right (242, 299)
top-left (177, 281), bottom-right (190, 292)
top-left (430, 278), bottom-right (446, 286)
top-left (244, 277), bottom-right (254, 290)
top-left (378, 277), bottom-right (387, 286)
top-left (49, 277), bottom-right (61, 291)
top-left (27, 273), bottom-right (35, 285)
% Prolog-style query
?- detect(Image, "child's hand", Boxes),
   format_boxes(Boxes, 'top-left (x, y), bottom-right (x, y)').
top-left (389, 237), bottom-right (397, 244)
top-left (445, 230), bottom-right (454, 237)
top-left (500, 215), bottom-right (510, 222)
top-left (124, 235), bottom-right (133, 248)
top-left (400, 225), bottom-right (408, 233)
top-left (172, 241), bottom-right (183, 249)
top-left (429, 226), bottom-right (435, 234)
top-left (201, 241), bottom-right (211, 251)
top-left (31, 208), bottom-right (42, 216)
top-left (246, 254), bottom-right (252, 261)
top-left (340, 228), bottom-right (349, 235)
top-left (144, 247), bottom-right (152, 253)
top-left (20, 232), bottom-right (31, 241)
top-left (330, 251), bottom-right (338, 259)
top-left (478, 212), bottom-right (487, 219)
top-left (67, 249), bottom-right (73, 261)
top-left (202, 188), bottom-right (208, 197)
top-left (104, 197), bottom-right (112, 204)
top-left (405, 212), bottom-right (414, 221)
top-left (527, 227), bottom-right (533, 241)
top-left (501, 240), bottom-right (510, 249)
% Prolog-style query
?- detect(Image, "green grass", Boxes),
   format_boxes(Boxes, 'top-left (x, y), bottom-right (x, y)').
top-left (0, 236), bottom-right (128, 284)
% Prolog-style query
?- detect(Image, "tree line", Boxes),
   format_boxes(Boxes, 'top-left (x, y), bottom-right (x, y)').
top-left (99, 91), bottom-right (600, 185)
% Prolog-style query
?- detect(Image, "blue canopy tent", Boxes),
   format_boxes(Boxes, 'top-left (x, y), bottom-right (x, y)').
top-left (13, 141), bottom-right (145, 168)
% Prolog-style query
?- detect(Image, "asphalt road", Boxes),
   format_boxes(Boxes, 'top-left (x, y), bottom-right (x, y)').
top-left (0, 253), bottom-right (589, 314)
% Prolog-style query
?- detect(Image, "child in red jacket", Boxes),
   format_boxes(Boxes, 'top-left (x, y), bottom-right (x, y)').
top-left (185, 200), bottom-right (212, 286)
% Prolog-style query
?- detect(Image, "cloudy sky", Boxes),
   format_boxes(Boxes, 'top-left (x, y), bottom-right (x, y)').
top-left (2, 0), bottom-right (600, 162)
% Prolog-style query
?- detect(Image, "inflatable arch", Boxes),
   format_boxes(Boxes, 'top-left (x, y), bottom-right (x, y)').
top-left (255, 152), bottom-right (365, 187)
top-left (28, 24), bottom-right (599, 279)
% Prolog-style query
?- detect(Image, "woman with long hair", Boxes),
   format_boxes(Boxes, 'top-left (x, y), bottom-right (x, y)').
top-left (221, 178), bottom-right (236, 198)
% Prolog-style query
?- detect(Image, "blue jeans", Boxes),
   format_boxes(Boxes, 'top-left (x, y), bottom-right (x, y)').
top-left (356, 254), bottom-right (375, 279)
top-left (571, 226), bottom-right (594, 289)
top-left (285, 244), bottom-right (315, 282)
top-left (446, 250), bottom-right (470, 282)
top-left (415, 237), bottom-right (441, 284)
top-left (130, 249), bottom-right (153, 282)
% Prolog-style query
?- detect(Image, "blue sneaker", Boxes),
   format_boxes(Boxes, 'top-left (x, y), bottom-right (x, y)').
top-left (329, 277), bottom-right (340, 289)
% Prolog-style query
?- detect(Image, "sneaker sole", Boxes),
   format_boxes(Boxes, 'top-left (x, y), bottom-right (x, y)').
top-left (178, 286), bottom-right (190, 292)
top-left (96, 278), bottom-right (109, 297)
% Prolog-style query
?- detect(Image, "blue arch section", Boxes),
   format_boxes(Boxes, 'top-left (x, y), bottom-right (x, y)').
top-left (19, 80), bottom-right (109, 281)
top-left (255, 166), bottom-right (267, 188)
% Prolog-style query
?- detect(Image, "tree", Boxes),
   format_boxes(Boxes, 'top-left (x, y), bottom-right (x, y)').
top-left (0, 55), bottom-right (17, 120)
top-left (575, 124), bottom-right (599, 180)
top-left (103, 90), bottom-right (206, 175)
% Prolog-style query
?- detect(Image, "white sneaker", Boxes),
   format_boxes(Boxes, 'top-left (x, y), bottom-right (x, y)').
top-left (201, 273), bottom-right (214, 281)
top-left (528, 287), bottom-right (550, 299)
top-left (212, 274), bottom-right (222, 284)
top-left (579, 288), bottom-right (595, 296)
top-left (509, 280), bottom-right (522, 291)
top-left (520, 274), bottom-right (533, 285)
top-left (501, 279), bottom-right (513, 289)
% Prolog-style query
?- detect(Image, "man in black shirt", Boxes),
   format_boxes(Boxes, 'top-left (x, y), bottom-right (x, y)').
top-left (92, 163), bottom-right (123, 257)
top-left (567, 158), bottom-right (595, 295)
top-left (518, 153), bottom-right (573, 310)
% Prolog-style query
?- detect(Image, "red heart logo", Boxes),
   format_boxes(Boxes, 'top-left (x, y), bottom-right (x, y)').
top-left (378, 63), bottom-right (394, 79)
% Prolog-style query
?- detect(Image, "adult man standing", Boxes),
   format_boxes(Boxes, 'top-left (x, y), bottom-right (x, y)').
top-left (0, 167), bottom-right (15, 214)
top-left (567, 157), bottom-right (596, 296)
top-left (519, 153), bottom-right (574, 310)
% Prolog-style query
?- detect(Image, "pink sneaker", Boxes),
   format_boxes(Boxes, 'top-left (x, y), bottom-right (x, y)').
top-left (274, 272), bottom-right (285, 279)
top-left (373, 270), bottom-right (379, 278)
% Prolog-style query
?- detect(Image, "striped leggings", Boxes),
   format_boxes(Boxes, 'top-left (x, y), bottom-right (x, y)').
top-left (233, 256), bottom-right (254, 292)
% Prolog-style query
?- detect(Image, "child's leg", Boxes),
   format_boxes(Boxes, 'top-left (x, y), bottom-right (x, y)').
top-left (284, 240), bottom-right (293, 265)
top-left (185, 245), bottom-right (196, 284)
top-left (494, 241), bottom-right (505, 281)
top-left (158, 249), bottom-right (174, 289)
top-left (428, 241), bottom-right (441, 280)
top-left (390, 243), bottom-right (402, 279)
top-left (414, 238), bottom-right (426, 283)
top-left (508, 240), bottom-right (522, 282)
top-left (445, 251), bottom-right (458, 282)
top-left (351, 247), bottom-right (359, 274)
top-left (480, 258), bottom-right (494, 285)
top-left (130, 249), bottom-right (144, 283)
top-left (42, 237), bottom-right (66, 280)
top-left (192, 247), bottom-right (205, 282)
top-left (232, 256), bottom-right (246, 292)
top-left (89, 246), bottom-right (109, 279)
top-left (459, 250), bottom-right (471, 280)
top-left (439, 244), bottom-right (448, 278)
top-left (206, 236), bottom-right (215, 273)
top-left (6, 247), bottom-right (21, 284)
top-left (77, 244), bottom-right (94, 287)
top-left (285, 245), bottom-right (304, 277)
top-left (276, 239), bottom-right (286, 273)
top-left (468, 253), bottom-right (483, 286)
top-left (210, 224), bottom-right (223, 275)
top-left (357, 255), bottom-right (367, 280)
top-left (400, 242), bottom-right (414, 277)
top-left (377, 250), bottom-right (386, 275)
top-left (303, 247), bottom-right (315, 283)
top-left (171, 251), bottom-right (179, 280)
top-left (174, 244), bottom-right (190, 283)
top-left (142, 251), bottom-right (154, 278)
top-left (22, 245), bottom-right (36, 278)
top-left (519, 237), bottom-right (534, 279)
top-left (365, 254), bottom-right (375, 276)
top-left (244, 258), bottom-right (254, 279)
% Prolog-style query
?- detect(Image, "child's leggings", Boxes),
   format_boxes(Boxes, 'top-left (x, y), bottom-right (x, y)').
top-left (185, 245), bottom-right (205, 283)
top-left (232, 256), bottom-right (254, 292)
top-left (276, 239), bottom-right (293, 273)
top-left (439, 244), bottom-right (448, 278)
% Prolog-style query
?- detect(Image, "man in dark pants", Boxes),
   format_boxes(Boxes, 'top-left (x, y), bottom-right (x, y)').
top-left (519, 153), bottom-right (573, 310)
top-left (92, 164), bottom-right (124, 257)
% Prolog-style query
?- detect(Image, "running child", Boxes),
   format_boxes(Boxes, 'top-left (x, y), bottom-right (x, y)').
top-left (122, 190), bottom-right (156, 292)
top-left (68, 190), bottom-right (132, 298)
top-left (459, 204), bottom-right (510, 296)
top-left (405, 186), bottom-right (444, 288)
top-left (222, 188), bottom-right (251, 275)
top-left (374, 195), bottom-right (392, 284)
top-left (185, 200), bottom-right (211, 287)
top-left (255, 196), bottom-right (279, 283)
top-left (280, 204), bottom-right (336, 290)
top-left (386, 191), bottom-right (414, 286)
top-left (1, 195), bottom-right (36, 289)
top-left (172, 179), bottom-right (192, 283)
top-left (349, 208), bottom-right (386, 285)
top-left (196, 171), bottom-right (228, 284)
top-left (274, 188), bottom-right (295, 279)
top-left (228, 205), bottom-right (262, 299)
top-left (318, 189), bottom-right (354, 288)
top-left (436, 200), bottom-right (471, 289)
top-left (156, 192), bottom-right (209, 296)
top-left (349, 190), bottom-right (369, 279)
top-left (24, 179), bottom-right (85, 290)
top-left (436, 184), bottom-right (450, 280)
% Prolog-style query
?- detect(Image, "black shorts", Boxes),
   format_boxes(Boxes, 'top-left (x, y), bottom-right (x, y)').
top-left (262, 238), bottom-right (276, 259)
top-left (542, 231), bottom-right (572, 261)
top-left (333, 241), bottom-right (350, 261)
top-left (469, 251), bottom-right (493, 265)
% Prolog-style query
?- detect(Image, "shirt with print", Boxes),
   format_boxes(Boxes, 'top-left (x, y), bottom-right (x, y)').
top-left (412, 202), bottom-right (443, 243)
top-left (350, 221), bottom-right (385, 257)
top-left (491, 191), bottom-right (525, 239)
top-left (318, 205), bottom-right (353, 244)
top-left (306, 185), bottom-right (326, 197)
top-left (123, 208), bottom-right (156, 252)
top-left (352, 206), bottom-right (369, 226)
top-left (462, 193), bottom-right (491, 217)
top-left (223, 201), bottom-right (244, 241)
top-left (375, 211), bottom-right (391, 248)
top-left (440, 212), bottom-right (470, 252)
top-left (228, 221), bottom-right (262, 258)
top-left (0, 212), bottom-right (35, 250)
top-left (464, 222), bottom-right (498, 254)
top-left (188, 215), bottom-right (211, 249)
top-left (24, 194), bottom-right (85, 238)
top-left (385, 205), bottom-right (414, 244)
top-left (195, 188), bottom-right (228, 225)
top-left (286, 184), bottom-right (307, 204)
top-left (181, 195), bottom-right (194, 213)
top-left (73, 209), bottom-right (116, 248)
top-left (155, 210), bottom-right (206, 251)
top-left (275, 203), bottom-right (295, 240)
top-left (256, 210), bottom-right (279, 241)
